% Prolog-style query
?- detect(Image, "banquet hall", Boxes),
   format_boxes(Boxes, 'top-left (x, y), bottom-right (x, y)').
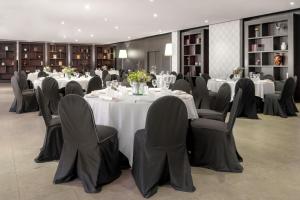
top-left (1, 0), bottom-right (300, 199)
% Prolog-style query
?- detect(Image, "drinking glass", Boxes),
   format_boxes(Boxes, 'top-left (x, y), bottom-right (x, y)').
top-left (152, 79), bottom-right (157, 88)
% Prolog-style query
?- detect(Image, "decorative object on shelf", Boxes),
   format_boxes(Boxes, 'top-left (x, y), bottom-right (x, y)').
top-left (281, 42), bottom-right (287, 50)
top-left (255, 27), bottom-right (260, 37)
top-left (34, 47), bottom-right (38, 52)
top-left (53, 54), bottom-right (57, 59)
top-left (118, 49), bottom-right (127, 69)
top-left (24, 48), bottom-right (27, 52)
top-left (127, 70), bottom-right (151, 95)
top-left (62, 66), bottom-right (76, 79)
top-left (58, 61), bottom-right (63, 66)
top-left (43, 66), bottom-right (51, 73)
top-left (1, 62), bottom-right (5, 66)
top-left (274, 54), bottom-right (282, 66)
top-left (256, 59), bottom-right (261, 65)
top-left (4, 46), bottom-right (8, 51)
top-left (76, 54), bottom-right (81, 59)
top-left (24, 54), bottom-right (28, 59)
top-left (275, 22), bottom-right (281, 35)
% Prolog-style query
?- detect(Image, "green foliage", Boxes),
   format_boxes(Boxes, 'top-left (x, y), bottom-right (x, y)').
top-left (127, 70), bottom-right (151, 83)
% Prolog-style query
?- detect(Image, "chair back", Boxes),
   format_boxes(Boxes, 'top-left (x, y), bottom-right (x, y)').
top-left (193, 76), bottom-right (209, 108)
top-left (227, 89), bottom-right (243, 131)
top-left (171, 71), bottom-right (177, 76)
top-left (214, 83), bottom-right (231, 113)
top-left (38, 71), bottom-right (49, 78)
top-left (11, 75), bottom-right (23, 113)
top-left (172, 79), bottom-right (191, 94)
top-left (176, 73), bottom-right (184, 80)
top-left (86, 76), bottom-right (102, 94)
top-left (89, 69), bottom-right (96, 77)
top-left (279, 77), bottom-right (295, 101)
top-left (18, 71), bottom-right (29, 91)
top-left (201, 73), bottom-right (211, 84)
top-left (145, 96), bottom-right (188, 147)
top-left (102, 70), bottom-right (109, 80)
top-left (42, 77), bottom-right (60, 114)
top-left (261, 74), bottom-right (274, 81)
top-left (36, 87), bottom-right (52, 127)
top-left (58, 95), bottom-right (99, 145)
top-left (65, 81), bottom-right (84, 96)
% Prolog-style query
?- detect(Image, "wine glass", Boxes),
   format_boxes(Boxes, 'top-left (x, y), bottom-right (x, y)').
top-left (152, 79), bottom-right (157, 88)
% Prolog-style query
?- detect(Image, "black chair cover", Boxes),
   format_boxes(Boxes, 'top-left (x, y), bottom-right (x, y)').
top-left (65, 81), bottom-right (84, 97)
top-left (235, 78), bottom-right (258, 119)
top-left (34, 87), bottom-right (63, 162)
top-left (90, 69), bottom-right (96, 77)
top-left (38, 71), bottom-right (49, 78)
top-left (54, 95), bottom-right (121, 193)
top-left (201, 74), bottom-right (211, 84)
top-left (292, 76), bottom-right (299, 113)
top-left (42, 77), bottom-right (60, 115)
top-left (170, 71), bottom-right (177, 76)
top-left (102, 70), bottom-right (109, 80)
top-left (111, 74), bottom-right (119, 81)
top-left (264, 77), bottom-right (297, 117)
top-left (132, 96), bottom-right (195, 198)
top-left (86, 76), bottom-right (103, 94)
top-left (198, 83), bottom-right (231, 121)
top-left (11, 76), bottom-right (38, 113)
top-left (190, 89), bottom-right (243, 172)
top-left (176, 73), bottom-right (184, 80)
top-left (261, 74), bottom-right (274, 81)
top-left (193, 76), bottom-right (210, 109)
top-left (18, 71), bottom-right (29, 91)
top-left (172, 79), bottom-right (191, 94)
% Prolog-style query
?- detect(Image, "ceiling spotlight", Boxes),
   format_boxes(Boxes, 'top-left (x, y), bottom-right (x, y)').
top-left (149, 0), bottom-right (154, 2)
top-left (114, 26), bottom-right (119, 30)
top-left (75, 39), bottom-right (78, 42)
top-left (61, 21), bottom-right (65, 25)
top-left (158, 29), bottom-right (162, 33)
top-left (290, 1), bottom-right (295, 5)
top-left (104, 17), bottom-right (108, 22)
top-left (90, 34), bottom-right (94, 38)
top-left (77, 28), bottom-right (82, 32)
top-left (63, 35), bottom-right (67, 39)
top-left (85, 4), bottom-right (91, 10)
top-left (52, 40), bottom-right (55, 43)
top-left (204, 20), bottom-right (209, 23)
top-left (153, 13), bottom-right (158, 18)
top-left (128, 36), bottom-right (131, 39)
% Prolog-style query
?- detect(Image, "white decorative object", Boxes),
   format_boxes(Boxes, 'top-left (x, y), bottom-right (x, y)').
top-left (4, 46), bottom-right (8, 51)
top-left (281, 42), bottom-right (287, 51)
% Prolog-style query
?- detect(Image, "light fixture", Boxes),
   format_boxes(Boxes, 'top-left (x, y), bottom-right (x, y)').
top-left (104, 17), bottom-right (108, 22)
top-left (63, 35), bottom-right (67, 39)
top-left (90, 34), bottom-right (94, 38)
top-left (61, 21), bottom-right (65, 25)
top-left (128, 36), bottom-right (131, 39)
top-left (165, 43), bottom-right (172, 70)
top-left (85, 4), bottom-right (91, 10)
top-left (114, 26), bottom-right (119, 30)
top-left (75, 39), bottom-right (78, 42)
top-left (290, 1), bottom-right (295, 5)
top-left (153, 13), bottom-right (158, 18)
top-left (149, 0), bottom-right (154, 2)
top-left (204, 20), bottom-right (209, 23)
top-left (158, 29), bottom-right (163, 33)
top-left (118, 50), bottom-right (128, 69)
top-left (77, 28), bottom-right (82, 32)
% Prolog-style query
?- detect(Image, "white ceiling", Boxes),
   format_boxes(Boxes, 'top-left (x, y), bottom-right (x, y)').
top-left (0, 0), bottom-right (298, 44)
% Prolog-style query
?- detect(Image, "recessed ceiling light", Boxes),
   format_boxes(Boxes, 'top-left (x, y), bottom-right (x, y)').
top-left (75, 39), bottom-right (78, 42)
top-left (77, 28), bottom-right (82, 32)
top-left (85, 4), bottom-right (91, 10)
top-left (158, 29), bottom-right (162, 33)
top-left (128, 36), bottom-right (131, 39)
top-left (90, 34), bottom-right (94, 38)
top-left (204, 20), bottom-right (209, 23)
top-left (114, 26), bottom-right (119, 30)
top-left (149, 0), bottom-right (154, 2)
top-left (290, 1), bottom-right (295, 5)
top-left (63, 35), bottom-right (67, 39)
top-left (61, 21), bottom-right (65, 25)
top-left (153, 13), bottom-right (158, 18)
top-left (52, 40), bottom-right (55, 43)
top-left (104, 17), bottom-right (108, 22)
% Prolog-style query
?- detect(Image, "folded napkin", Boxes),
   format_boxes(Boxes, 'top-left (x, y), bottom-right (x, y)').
top-left (100, 96), bottom-right (113, 101)
top-left (215, 79), bottom-right (224, 82)
top-left (85, 94), bottom-right (99, 98)
top-left (172, 90), bottom-right (186, 95)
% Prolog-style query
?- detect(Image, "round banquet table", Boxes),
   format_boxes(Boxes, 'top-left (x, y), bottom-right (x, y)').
top-left (84, 88), bottom-right (198, 166)
top-left (33, 76), bottom-right (91, 90)
top-left (207, 78), bottom-right (275, 101)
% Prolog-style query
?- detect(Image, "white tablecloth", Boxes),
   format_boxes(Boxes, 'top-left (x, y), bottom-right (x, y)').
top-left (84, 88), bottom-right (198, 165)
top-left (33, 76), bottom-right (91, 90)
top-left (207, 79), bottom-right (275, 100)
top-left (95, 70), bottom-right (120, 78)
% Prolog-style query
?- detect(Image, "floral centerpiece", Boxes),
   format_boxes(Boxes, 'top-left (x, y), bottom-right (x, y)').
top-left (127, 70), bottom-right (151, 95)
top-left (43, 66), bottom-right (51, 73)
top-left (232, 67), bottom-right (244, 80)
top-left (62, 66), bottom-right (76, 79)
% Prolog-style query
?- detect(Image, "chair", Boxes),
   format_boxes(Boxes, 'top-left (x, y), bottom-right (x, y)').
top-left (170, 71), bottom-right (177, 77)
top-left (197, 83), bottom-right (231, 121)
top-left (54, 95), bottom-right (121, 193)
top-left (38, 71), bottom-right (49, 78)
top-left (235, 78), bottom-right (258, 119)
top-left (111, 74), bottom-right (119, 81)
top-left (34, 87), bottom-right (63, 162)
top-left (65, 81), bottom-right (84, 96)
top-left (89, 69), bottom-right (96, 77)
top-left (264, 77), bottom-right (297, 117)
top-left (172, 79), bottom-right (191, 94)
top-left (176, 73), bottom-right (184, 80)
top-left (193, 76), bottom-right (210, 109)
top-left (201, 73), bottom-right (211, 84)
top-left (86, 76), bottom-right (103, 94)
top-left (291, 76), bottom-right (299, 113)
top-left (42, 77), bottom-right (60, 115)
top-left (132, 96), bottom-right (195, 198)
top-left (18, 71), bottom-right (30, 91)
top-left (103, 74), bottom-right (112, 87)
top-left (261, 74), bottom-right (274, 81)
top-left (190, 89), bottom-right (243, 172)
top-left (102, 70), bottom-right (109, 81)
top-left (11, 75), bottom-right (38, 114)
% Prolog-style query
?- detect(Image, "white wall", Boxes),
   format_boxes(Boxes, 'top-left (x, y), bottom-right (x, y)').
top-left (209, 20), bottom-right (242, 78)
top-left (171, 31), bottom-right (180, 73)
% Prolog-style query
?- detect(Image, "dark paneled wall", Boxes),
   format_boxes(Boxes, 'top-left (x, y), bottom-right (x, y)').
top-left (115, 33), bottom-right (171, 72)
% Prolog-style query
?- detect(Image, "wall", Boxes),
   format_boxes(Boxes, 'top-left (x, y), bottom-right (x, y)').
top-left (209, 20), bottom-right (242, 78)
top-left (115, 33), bottom-right (171, 72)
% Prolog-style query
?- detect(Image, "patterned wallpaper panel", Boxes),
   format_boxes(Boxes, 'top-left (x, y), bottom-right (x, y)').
top-left (209, 20), bottom-right (242, 79)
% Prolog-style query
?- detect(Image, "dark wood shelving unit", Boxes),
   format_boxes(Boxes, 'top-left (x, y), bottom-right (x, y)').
top-left (71, 44), bottom-right (92, 72)
top-left (0, 41), bottom-right (17, 80)
top-left (245, 14), bottom-right (293, 80)
top-left (47, 43), bottom-right (68, 71)
top-left (19, 42), bottom-right (45, 73)
top-left (181, 28), bottom-right (209, 77)
top-left (95, 45), bottom-right (116, 69)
